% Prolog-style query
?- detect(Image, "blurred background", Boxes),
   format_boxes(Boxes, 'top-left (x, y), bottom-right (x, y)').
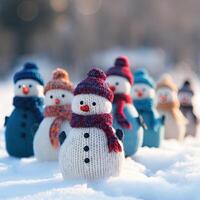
top-left (0, 0), bottom-right (200, 79)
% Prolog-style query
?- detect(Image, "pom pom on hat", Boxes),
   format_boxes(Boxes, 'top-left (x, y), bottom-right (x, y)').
top-left (44, 68), bottom-right (73, 94)
top-left (178, 80), bottom-right (194, 95)
top-left (107, 56), bottom-right (133, 85)
top-left (134, 69), bottom-right (155, 88)
top-left (156, 74), bottom-right (177, 91)
top-left (74, 68), bottom-right (114, 102)
top-left (14, 62), bottom-right (44, 86)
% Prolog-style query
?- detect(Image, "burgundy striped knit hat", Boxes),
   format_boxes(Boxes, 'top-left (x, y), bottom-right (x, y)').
top-left (106, 56), bottom-right (133, 85)
top-left (74, 68), bottom-right (114, 102)
top-left (44, 68), bottom-right (73, 94)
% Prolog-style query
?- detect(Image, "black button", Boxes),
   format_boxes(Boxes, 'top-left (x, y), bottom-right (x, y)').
top-left (23, 114), bottom-right (28, 119)
top-left (83, 146), bottom-right (89, 152)
top-left (21, 122), bottom-right (26, 128)
top-left (84, 158), bottom-right (90, 163)
top-left (84, 133), bottom-right (89, 138)
top-left (21, 132), bottom-right (26, 138)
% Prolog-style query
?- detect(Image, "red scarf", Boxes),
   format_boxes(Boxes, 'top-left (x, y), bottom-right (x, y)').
top-left (44, 105), bottom-right (72, 149)
top-left (113, 94), bottom-right (132, 129)
top-left (70, 113), bottom-right (122, 153)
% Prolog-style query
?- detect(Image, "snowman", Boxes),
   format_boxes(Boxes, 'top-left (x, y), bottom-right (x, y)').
top-left (59, 68), bottom-right (124, 180)
top-left (34, 68), bottom-right (74, 161)
top-left (133, 69), bottom-right (165, 148)
top-left (178, 80), bottom-right (198, 137)
top-left (106, 56), bottom-right (144, 157)
top-left (156, 74), bottom-right (187, 141)
top-left (5, 63), bottom-right (44, 158)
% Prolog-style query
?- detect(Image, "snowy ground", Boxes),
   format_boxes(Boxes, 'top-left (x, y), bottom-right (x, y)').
top-left (0, 67), bottom-right (200, 200)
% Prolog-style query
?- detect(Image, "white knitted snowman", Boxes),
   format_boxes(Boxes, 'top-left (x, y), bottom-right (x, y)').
top-left (34, 68), bottom-right (74, 161)
top-left (59, 68), bottom-right (124, 180)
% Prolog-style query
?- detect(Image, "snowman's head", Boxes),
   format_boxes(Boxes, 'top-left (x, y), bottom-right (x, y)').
top-left (72, 94), bottom-right (112, 115)
top-left (106, 75), bottom-right (131, 95)
top-left (178, 91), bottom-right (193, 106)
top-left (14, 79), bottom-right (43, 97)
top-left (45, 89), bottom-right (73, 106)
top-left (156, 87), bottom-right (178, 104)
top-left (132, 83), bottom-right (155, 100)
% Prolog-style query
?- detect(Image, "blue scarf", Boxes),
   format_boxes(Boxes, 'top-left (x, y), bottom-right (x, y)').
top-left (134, 98), bottom-right (158, 130)
top-left (13, 97), bottom-right (44, 123)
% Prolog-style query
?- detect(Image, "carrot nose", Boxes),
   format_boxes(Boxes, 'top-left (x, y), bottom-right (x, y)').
top-left (137, 91), bottom-right (143, 97)
top-left (110, 86), bottom-right (116, 92)
top-left (22, 86), bottom-right (29, 95)
top-left (55, 98), bottom-right (61, 105)
top-left (160, 95), bottom-right (167, 102)
top-left (80, 105), bottom-right (90, 112)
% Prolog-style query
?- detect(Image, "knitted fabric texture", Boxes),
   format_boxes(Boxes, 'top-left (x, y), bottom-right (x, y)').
top-left (107, 56), bottom-right (133, 85)
top-left (44, 68), bottom-right (73, 94)
top-left (134, 69), bottom-right (155, 88)
top-left (113, 94), bottom-right (132, 129)
top-left (157, 101), bottom-right (186, 124)
top-left (13, 97), bottom-right (44, 122)
top-left (178, 80), bottom-right (194, 95)
top-left (70, 113), bottom-right (122, 153)
top-left (156, 74), bottom-right (177, 91)
top-left (45, 105), bottom-right (72, 149)
top-left (74, 68), bottom-right (114, 102)
top-left (14, 63), bottom-right (44, 86)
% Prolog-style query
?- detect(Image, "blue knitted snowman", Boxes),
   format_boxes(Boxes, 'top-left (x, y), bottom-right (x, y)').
top-left (106, 56), bottom-right (144, 157)
top-left (5, 63), bottom-right (44, 158)
top-left (133, 69), bottom-right (165, 148)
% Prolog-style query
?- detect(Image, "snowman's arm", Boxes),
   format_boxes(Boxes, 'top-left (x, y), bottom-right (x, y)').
top-left (4, 116), bottom-right (9, 127)
top-left (59, 131), bottom-right (67, 145)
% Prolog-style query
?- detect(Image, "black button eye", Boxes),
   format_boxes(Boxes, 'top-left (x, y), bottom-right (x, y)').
top-left (115, 82), bottom-right (119, 86)
top-left (84, 158), bottom-right (90, 163)
top-left (18, 85), bottom-right (21, 89)
top-left (92, 102), bottom-right (96, 106)
top-left (80, 101), bottom-right (84, 105)
top-left (84, 133), bottom-right (89, 138)
top-left (50, 95), bottom-right (53, 99)
top-left (29, 84), bottom-right (32, 88)
top-left (62, 94), bottom-right (65, 98)
top-left (83, 146), bottom-right (89, 152)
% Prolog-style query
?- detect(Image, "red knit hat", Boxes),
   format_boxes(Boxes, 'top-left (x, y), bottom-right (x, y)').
top-left (106, 56), bottom-right (133, 85)
top-left (44, 68), bottom-right (73, 94)
top-left (74, 68), bottom-right (114, 102)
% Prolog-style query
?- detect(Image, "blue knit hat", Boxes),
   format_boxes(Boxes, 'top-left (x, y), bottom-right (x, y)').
top-left (14, 62), bottom-right (44, 86)
top-left (134, 69), bottom-right (155, 88)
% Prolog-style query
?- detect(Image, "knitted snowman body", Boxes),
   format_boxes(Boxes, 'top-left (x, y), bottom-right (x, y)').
top-left (34, 69), bottom-right (73, 161)
top-left (133, 70), bottom-right (165, 148)
top-left (156, 75), bottom-right (187, 141)
top-left (178, 81), bottom-right (198, 137)
top-left (59, 69), bottom-right (124, 180)
top-left (5, 63), bottom-right (44, 158)
top-left (106, 57), bottom-right (143, 157)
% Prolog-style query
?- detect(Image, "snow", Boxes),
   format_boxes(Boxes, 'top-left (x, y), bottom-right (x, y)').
top-left (0, 67), bottom-right (200, 200)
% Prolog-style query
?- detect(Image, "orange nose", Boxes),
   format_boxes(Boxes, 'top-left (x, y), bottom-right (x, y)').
top-left (137, 91), bottom-right (143, 97)
top-left (55, 98), bottom-right (61, 105)
top-left (160, 95), bottom-right (167, 102)
top-left (110, 86), bottom-right (116, 92)
top-left (80, 105), bottom-right (90, 112)
top-left (22, 86), bottom-right (29, 95)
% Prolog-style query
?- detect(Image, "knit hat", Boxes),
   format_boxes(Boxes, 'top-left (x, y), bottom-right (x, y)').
top-left (74, 68), bottom-right (114, 102)
top-left (44, 68), bottom-right (73, 95)
top-left (178, 80), bottom-right (194, 95)
top-left (156, 74), bottom-right (177, 91)
top-left (134, 69), bottom-right (155, 88)
top-left (106, 56), bottom-right (133, 85)
top-left (14, 62), bottom-right (44, 85)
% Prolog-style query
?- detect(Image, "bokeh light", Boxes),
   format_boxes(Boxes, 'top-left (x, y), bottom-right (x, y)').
top-left (50, 0), bottom-right (69, 13)
top-left (17, 0), bottom-right (39, 22)
top-left (74, 0), bottom-right (102, 15)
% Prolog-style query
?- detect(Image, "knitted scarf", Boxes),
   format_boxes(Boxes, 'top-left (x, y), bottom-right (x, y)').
top-left (134, 98), bottom-right (157, 129)
top-left (113, 94), bottom-right (132, 129)
top-left (70, 113), bottom-right (122, 153)
top-left (157, 100), bottom-right (186, 123)
top-left (13, 97), bottom-right (44, 123)
top-left (45, 105), bottom-right (72, 149)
